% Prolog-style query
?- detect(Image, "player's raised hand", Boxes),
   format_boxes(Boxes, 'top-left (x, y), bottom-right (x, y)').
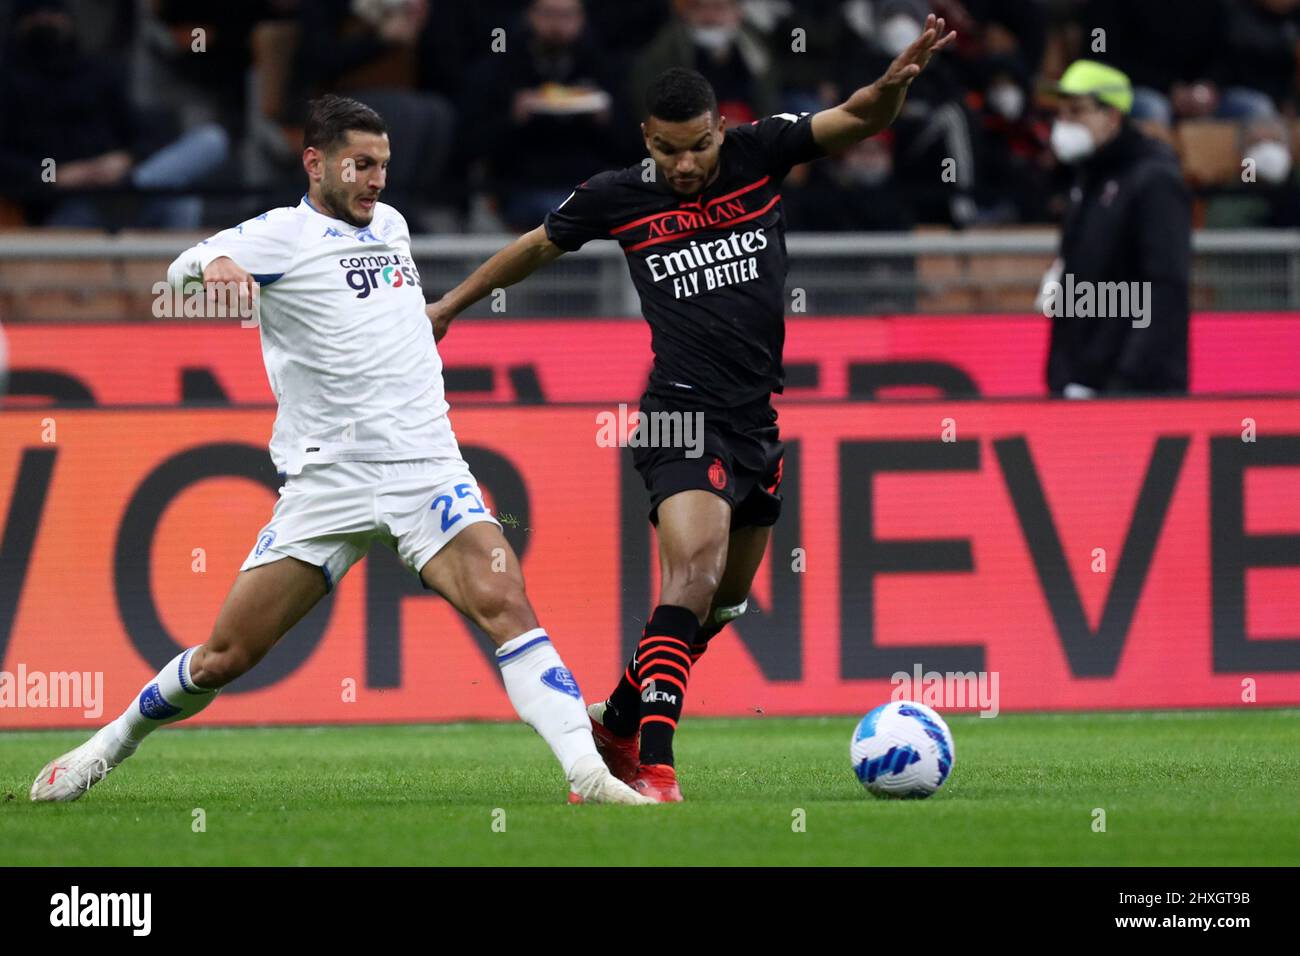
top-left (202, 256), bottom-right (258, 322)
top-left (811, 12), bottom-right (959, 150)
top-left (879, 14), bottom-right (957, 91)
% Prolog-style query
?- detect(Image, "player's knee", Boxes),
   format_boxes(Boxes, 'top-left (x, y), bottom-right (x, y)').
top-left (462, 572), bottom-right (534, 636)
top-left (662, 559), bottom-right (724, 614)
top-left (190, 644), bottom-right (257, 688)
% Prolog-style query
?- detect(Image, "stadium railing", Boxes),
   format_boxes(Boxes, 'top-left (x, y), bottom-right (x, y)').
top-left (0, 229), bottom-right (1298, 321)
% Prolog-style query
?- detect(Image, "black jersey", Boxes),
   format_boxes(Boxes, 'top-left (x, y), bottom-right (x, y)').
top-left (544, 112), bottom-right (826, 408)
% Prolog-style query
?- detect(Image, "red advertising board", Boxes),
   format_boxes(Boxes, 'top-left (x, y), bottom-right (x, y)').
top-left (2, 400), bottom-right (1298, 728)
top-left (4, 313), bottom-right (1299, 406)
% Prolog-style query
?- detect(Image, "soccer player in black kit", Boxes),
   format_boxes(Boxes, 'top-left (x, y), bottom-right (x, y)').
top-left (428, 15), bottom-right (955, 801)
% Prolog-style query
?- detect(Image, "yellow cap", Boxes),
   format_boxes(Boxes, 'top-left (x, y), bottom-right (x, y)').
top-left (1056, 59), bottom-right (1133, 114)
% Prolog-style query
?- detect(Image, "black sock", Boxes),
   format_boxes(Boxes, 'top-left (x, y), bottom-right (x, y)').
top-left (602, 634), bottom-right (644, 738)
top-left (637, 604), bottom-right (699, 767)
top-left (689, 618), bottom-right (728, 665)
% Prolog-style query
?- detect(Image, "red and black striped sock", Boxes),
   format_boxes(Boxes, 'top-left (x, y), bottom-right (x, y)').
top-left (637, 604), bottom-right (699, 767)
top-left (603, 610), bottom-right (721, 741)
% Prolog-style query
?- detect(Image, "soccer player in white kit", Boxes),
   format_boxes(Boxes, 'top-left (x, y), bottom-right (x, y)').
top-left (29, 95), bottom-right (649, 806)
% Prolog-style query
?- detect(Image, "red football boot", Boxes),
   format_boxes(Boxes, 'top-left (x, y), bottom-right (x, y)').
top-left (632, 763), bottom-right (683, 802)
top-left (588, 701), bottom-right (639, 784)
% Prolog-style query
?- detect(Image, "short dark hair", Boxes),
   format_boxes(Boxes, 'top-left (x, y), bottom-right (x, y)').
top-left (645, 68), bottom-right (718, 122)
top-left (303, 95), bottom-right (387, 152)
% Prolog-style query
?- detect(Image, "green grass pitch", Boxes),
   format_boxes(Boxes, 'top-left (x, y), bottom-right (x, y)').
top-left (3, 711), bottom-right (1297, 866)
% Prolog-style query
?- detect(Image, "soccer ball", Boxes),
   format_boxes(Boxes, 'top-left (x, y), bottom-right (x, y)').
top-left (850, 700), bottom-right (955, 798)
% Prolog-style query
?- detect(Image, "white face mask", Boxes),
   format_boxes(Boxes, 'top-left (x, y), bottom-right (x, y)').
top-left (879, 15), bottom-right (920, 58)
top-left (1051, 120), bottom-right (1097, 164)
top-left (1246, 140), bottom-right (1293, 184)
top-left (988, 83), bottom-right (1025, 121)
top-left (690, 25), bottom-right (738, 52)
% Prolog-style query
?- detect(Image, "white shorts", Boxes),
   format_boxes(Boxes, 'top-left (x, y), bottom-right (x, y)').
top-left (240, 458), bottom-right (501, 590)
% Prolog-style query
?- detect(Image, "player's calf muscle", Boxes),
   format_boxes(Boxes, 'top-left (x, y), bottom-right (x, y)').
top-left (710, 525), bottom-right (771, 610)
top-left (654, 491), bottom-right (730, 617)
top-left (658, 535), bottom-right (730, 619)
top-left (458, 573), bottom-right (538, 645)
top-left (660, 556), bottom-right (725, 620)
top-left (188, 645), bottom-right (252, 689)
top-left (192, 558), bottom-right (327, 688)
top-left (659, 528), bottom-right (729, 618)
top-left (709, 559), bottom-right (756, 610)
top-left (420, 524), bottom-right (538, 644)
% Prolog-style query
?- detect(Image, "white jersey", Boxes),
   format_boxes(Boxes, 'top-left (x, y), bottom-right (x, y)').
top-left (167, 197), bottom-right (455, 475)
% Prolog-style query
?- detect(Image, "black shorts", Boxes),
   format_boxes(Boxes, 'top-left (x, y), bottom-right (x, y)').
top-left (631, 393), bottom-right (784, 528)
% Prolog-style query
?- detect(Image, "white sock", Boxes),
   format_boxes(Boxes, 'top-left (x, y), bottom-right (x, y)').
top-left (105, 647), bottom-right (219, 761)
top-left (495, 628), bottom-right (599, 780)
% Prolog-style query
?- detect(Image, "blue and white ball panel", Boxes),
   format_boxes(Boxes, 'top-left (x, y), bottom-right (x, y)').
top-left (850, 700), bottom-right (955, 798)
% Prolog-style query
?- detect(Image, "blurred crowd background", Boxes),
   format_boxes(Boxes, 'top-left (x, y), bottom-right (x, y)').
top-left (1, 0), bottom-right (1298, 235)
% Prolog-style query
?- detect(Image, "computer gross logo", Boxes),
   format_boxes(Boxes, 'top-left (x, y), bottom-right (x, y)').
top-left (340, 254), bottom-right (423, 299)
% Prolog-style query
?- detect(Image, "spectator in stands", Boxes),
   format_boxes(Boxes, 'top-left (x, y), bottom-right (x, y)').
top-left (1084, 0), bottom-right (1279, 125)
top-left (968, 62), bottom-right (1054, 223)
top-left (632, 0), bottom-right (780, 126)
top-left (1043, 61), bottom-right (1191, 396)
top-left (956, 0), bottom-right (1047, 81)
top-left (1217, 0), bottom-right (1300, 116)
top-left (1204, 117), bottom-right (1300, 229)
top-left (764, 0), bottom-right (871, 115)
top-left (460, 0), bottom-right (632, 231)
top-left (147, 1), bottom-right (286, 135)
top-left (857, 0), bottom-right (982, 226)
top-left (296, 0), bottom-right (455, 222)
top-left (138, 1), bottom-right (297, 223)
top-left (783, 132), bottom-right (914, 231)
top-left (0, 0), bottom-right (230, 229)
top-left (583, 0), bottom-right (673, 61)
top-left (922, 0), bottom-right (1053, 223)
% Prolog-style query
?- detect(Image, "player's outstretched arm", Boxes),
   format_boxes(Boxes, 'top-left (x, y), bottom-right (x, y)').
top-left (426, 225), bottom-right (565, 342)
top-left (168, 248), bottom-right (257, 319)
top-left (810, 13), bottom-right (957, 155)
top-left (166, 210), bottom-right (296, 319)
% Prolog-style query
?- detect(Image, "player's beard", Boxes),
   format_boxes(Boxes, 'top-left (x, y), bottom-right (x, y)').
top-left (319, 179), bottom-right (374, 227)
top-left (666, 159), bottom-right (720, 198)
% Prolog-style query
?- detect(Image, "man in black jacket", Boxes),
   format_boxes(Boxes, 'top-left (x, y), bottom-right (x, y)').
top-left (1043, 60), bottom-right (1191, 396)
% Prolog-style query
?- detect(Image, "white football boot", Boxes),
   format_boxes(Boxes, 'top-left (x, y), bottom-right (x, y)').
top-left (30, 725), bottom-right (131, 802)
top-left (567, 753), bottom-right (655, 805)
